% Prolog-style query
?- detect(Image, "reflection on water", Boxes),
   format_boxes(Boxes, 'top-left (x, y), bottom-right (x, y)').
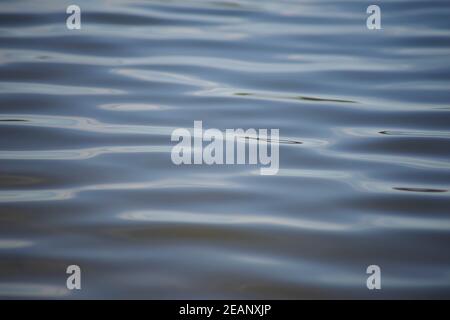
top-left (0, 0), bottom-right (450, 299)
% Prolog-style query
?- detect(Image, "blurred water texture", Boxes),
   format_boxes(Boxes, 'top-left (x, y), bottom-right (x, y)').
top-left (0, 0), bottom-right (449, 298)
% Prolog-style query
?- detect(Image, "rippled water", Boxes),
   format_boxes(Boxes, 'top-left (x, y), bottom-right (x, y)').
top-left (1, 0), bottom-right (450, 299)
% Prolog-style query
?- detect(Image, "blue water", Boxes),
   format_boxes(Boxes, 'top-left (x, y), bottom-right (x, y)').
top-left (0, 0), bottom-right (449, 298)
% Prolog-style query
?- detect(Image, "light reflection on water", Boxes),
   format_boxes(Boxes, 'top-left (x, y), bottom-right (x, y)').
top-left (0, 0), bottom-right (449, 298)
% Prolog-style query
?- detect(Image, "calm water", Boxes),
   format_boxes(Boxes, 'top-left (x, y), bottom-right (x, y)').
top-left (0, 0), bottom-right (449, 299)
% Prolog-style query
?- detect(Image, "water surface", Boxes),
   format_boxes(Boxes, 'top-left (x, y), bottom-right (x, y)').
top-left (0, 0), bottom-right (450, 299)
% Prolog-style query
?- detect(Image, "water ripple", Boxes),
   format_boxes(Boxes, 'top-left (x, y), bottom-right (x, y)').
top-left (0, 0), bottom-right (449, 299)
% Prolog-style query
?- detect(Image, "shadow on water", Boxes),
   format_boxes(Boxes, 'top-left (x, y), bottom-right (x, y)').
top-left (0, 0), bottom-right (449, 299)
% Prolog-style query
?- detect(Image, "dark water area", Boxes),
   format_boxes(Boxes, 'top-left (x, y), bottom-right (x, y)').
top-left (0, 0), bottom-right (449, 299)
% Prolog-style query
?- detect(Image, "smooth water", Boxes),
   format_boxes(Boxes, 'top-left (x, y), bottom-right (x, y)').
top-left (0, 0), bottom-right (449, 299)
